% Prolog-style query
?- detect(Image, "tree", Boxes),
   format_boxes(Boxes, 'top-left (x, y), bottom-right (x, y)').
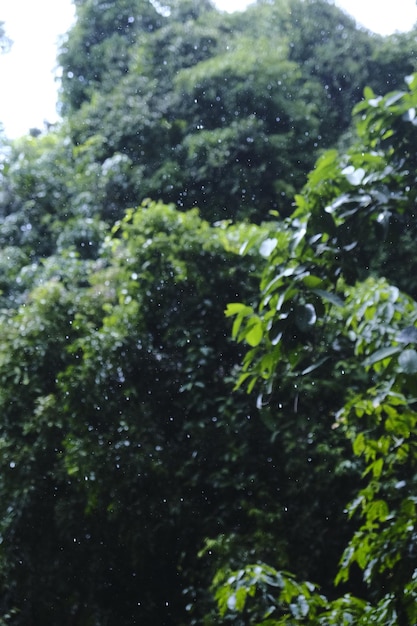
top-left (58, 0), bottom-right (165, 113)
top-left (2, 2), bottom-right (417, 624)
top-left (370, 28), bottom-right (417, 94)
top-left (215, 73), bottom-right (417, 625)
top-left (0, 201), bottom-right (288, 625)
top-left (56, 0), bottom-right (403, 224)
top-left (0, 132), bottom-right (75, 262)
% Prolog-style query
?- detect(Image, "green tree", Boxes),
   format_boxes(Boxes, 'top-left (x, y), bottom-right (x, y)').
top-left (56, 0), bottom-right (399, 224)
top-left (0, 133), bottom-right (75, 258)
top-left (216, 73), bottom-right (417, 624)
top-left (172, 34), bottom-right (322, 219)
top-left (58, 0), bottom-right (165, 113)
top-left (2, 3), bottom-right (417, 624)
top-left (0, 202), bottom-right (287, 625)
top-left (370, 28), bottom-right (417, 94)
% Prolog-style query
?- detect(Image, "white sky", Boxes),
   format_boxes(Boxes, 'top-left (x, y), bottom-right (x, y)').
top-left (1, 0), bottom-right (417, 138)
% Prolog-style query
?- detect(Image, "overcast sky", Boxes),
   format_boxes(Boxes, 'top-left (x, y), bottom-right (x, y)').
top-left (1, 0), bottom-right (417, 138)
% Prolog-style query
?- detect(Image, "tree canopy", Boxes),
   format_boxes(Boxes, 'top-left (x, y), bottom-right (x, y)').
top-left (1, 1), bottom-right (417, 624)
top-left (220, 69), bottom-right (417, 626)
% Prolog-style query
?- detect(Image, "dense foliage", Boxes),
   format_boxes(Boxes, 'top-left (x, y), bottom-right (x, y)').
top-left (0, 204), bottom-right (272, 624)
top-left (1, 0), bottom-right (417, 624)
top-left (220, 69), bottom-right (417, 626)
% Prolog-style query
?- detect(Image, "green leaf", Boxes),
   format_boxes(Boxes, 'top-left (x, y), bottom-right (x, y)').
top-left (353, 432), bottom-right (365, 456)
top-left (259, 238), bottom-right (278, 257)
top-left (307, 149), bottom-right (339, 187)
top-left (302, 274), bottom-right (324, 289)
top-left (363, 85), bottom-right (375, 100)
top-left (362, 346), bottom-right (401, 367)
top-left (311, 289), bottom-right (344, 307)
top-left (398, 349), bottom-right (417, 374)
top-left (367, 498), bottom-right (389, 522)
top-left (342, 166), bottom-right (365, 186)
top-left (225, 302), bottom-right (252, 317)
top-left (371, 457), bottom-right (384, 479)
top-left (384, 91), bottom-right (405, 107)
top-left (397, 326), bottom-right (417, 344)
top-left (245, 317), bottom-right (263, 347)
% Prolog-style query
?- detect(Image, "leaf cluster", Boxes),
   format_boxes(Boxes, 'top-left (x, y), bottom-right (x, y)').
top-left (218, 72), bottom-right (417, 625)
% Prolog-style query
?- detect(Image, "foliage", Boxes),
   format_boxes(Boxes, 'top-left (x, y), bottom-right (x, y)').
top-left (0, 201), bottom-right (287, 625)
top-left (213, 563), bottom-right (327, 625)
top-left (52, 0), bottom-right (413, 223)
top-left (1, 1), bottom-right (414, 242)
top-left (58, 0), bottom-right (165, 113)
top-left (369, 29), bottom-right (417, 94)
top-left (2, 2), bottom-right (417, 625)
top-left (219, 73), bottom-right (417, 624)
top-left (0, 133), bottom-right (74, 257)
